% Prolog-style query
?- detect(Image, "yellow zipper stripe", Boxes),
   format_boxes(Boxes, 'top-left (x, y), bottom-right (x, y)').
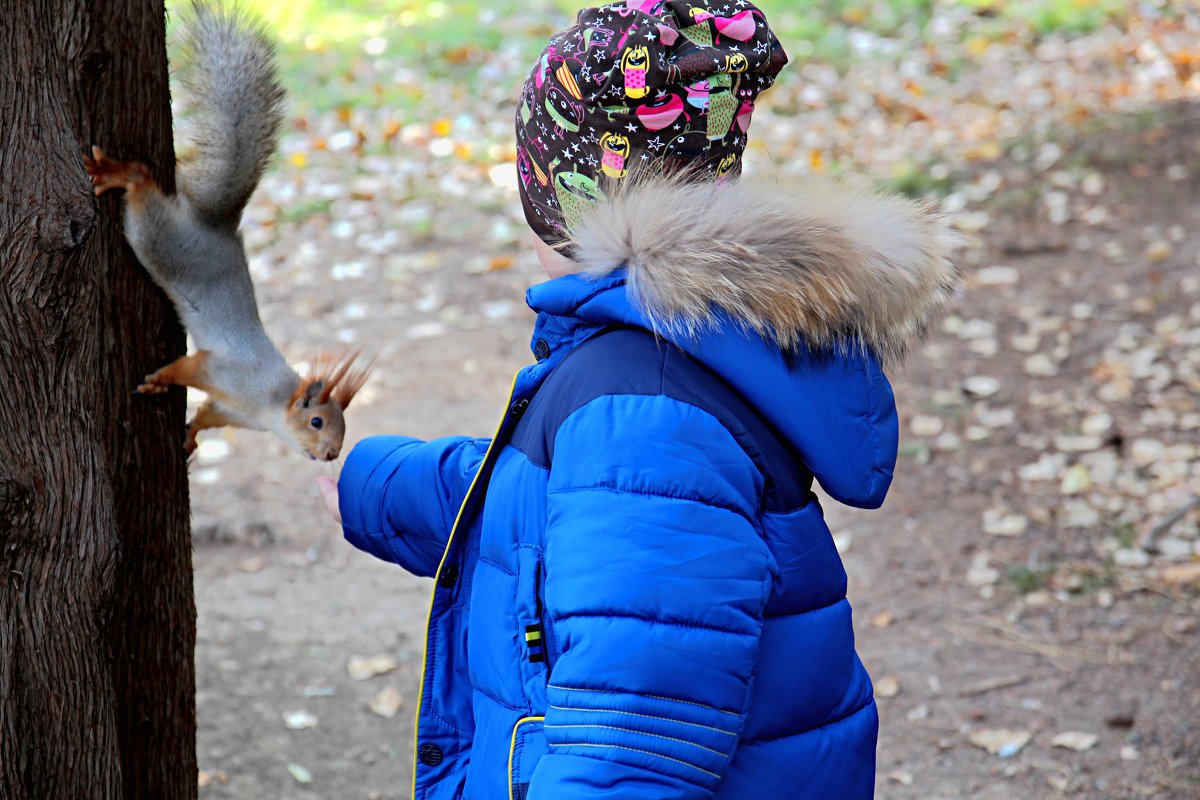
top-left (411, 372), bottom-right (522, 800)
top-left (507, 715), bottom-right (546, 800)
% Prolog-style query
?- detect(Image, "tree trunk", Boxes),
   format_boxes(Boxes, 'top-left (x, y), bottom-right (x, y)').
top-left (0, 1), bottom-right (195, 798)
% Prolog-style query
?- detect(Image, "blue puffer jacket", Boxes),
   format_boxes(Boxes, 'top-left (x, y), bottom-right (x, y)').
top-left (338, 176), bottom-right (954, 800)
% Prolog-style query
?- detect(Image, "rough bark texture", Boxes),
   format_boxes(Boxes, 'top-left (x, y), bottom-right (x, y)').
top-left (0, 1), bottom-right (195, 798)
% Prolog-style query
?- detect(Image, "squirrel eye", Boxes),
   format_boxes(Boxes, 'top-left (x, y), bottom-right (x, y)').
top-left (310, 416), bottom-right (324, 430)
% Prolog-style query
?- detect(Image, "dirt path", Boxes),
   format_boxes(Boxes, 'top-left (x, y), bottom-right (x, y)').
top-left (193, 110), bottom-right (1200, 799)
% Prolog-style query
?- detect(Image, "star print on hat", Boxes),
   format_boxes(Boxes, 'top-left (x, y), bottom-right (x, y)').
top-left (516, 0), bottom-right (788, 248)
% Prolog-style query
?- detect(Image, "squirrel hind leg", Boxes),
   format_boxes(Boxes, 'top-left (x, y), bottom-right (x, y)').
top-left (184, 400), bottom-right (235, 455)
top-left (137, 351), bottom-right (213, 395)
top-left (84, 146), bottom-right (155, 199)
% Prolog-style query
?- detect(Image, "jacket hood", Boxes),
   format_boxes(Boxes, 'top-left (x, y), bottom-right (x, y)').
top-left (565, 172), bottom-right (958, 366)
top-left (527, 175), bottom-right (956, 509)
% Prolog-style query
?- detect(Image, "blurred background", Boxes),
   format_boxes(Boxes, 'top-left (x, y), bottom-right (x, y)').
top-left (176, 2), bottom-right (1200, 798)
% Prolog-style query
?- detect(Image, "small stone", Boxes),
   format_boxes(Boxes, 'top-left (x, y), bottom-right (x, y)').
top-left (1023, 354), bottom-right (1058, 377)
top-left (906, 704), bottom-right (930, 721)
top-left (832, 532), bottom-right (853, 553)
top-left (238, 556), bottom-right (266, 573)
top-left (886, 770), bottom-right (914, 785)
top-left (871, 610), bottom-right (895, 628)
top-left (1130, 439), bottom-right (1165, 467)
top-left (910, 415), bottom-right (944, 437)
top-left (287, 763), bottom-right (313, 785)
top-left (1019, 453), bottom-right (1066, 482)
top-left (1061, 501), bottom-right (1100, 529)
top-left (1051, 731), bottom-right (1099, 751)
top-left (1120, 746), bottom-right (1140, 761)
top-left (965, 426), bottom-right (990, 442)
top-left (963, 376), bottom-right (1000, 398)
top-left (1113, 548), bottom-right (1150, 568)
top-left (874, 675), bottom-right (901, 698)
top-left (1080, 413), bottom-right (1113, 436)
top-left (1011, 333), bottom-right (1040, 352)
top-left (1054, 435), bottom-right (1102, 453)
top-left (983, 509), bottom-right (1028, 537)
top-left (1145, 241), bottom-right (1172, 262)
top-left (1157, 539), bottom-right (1193, 559)
top-left (1081, 172), bottom-right (1105, 195)
top-left (283, 710), bottom-right (318, 730)
top-left (1059, 464), bottom-right (1092, 495)
top-left (1166, 164), bottom-right (1189, 182)
top-left (958, 319), bottom-right (996, 340)
top-left (976, 265), bottom-right (1019, 286)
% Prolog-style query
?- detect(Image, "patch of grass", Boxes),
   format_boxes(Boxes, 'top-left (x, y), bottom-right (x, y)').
top-left (1006, 564), bottom-right (1055, 594)
top-left (1112, 522), bottom-right (1137, 550)
top-left (276, 197), bottom-right (334, 224)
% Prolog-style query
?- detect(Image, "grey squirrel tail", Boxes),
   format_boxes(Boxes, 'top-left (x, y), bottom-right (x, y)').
top-left (176, 1), bottom-right (284, 228)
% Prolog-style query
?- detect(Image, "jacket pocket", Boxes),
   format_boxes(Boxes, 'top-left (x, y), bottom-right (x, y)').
top-left (516, 545), bottom-right (554, 676)
top-left (508, 715), bottom-right (547, 800)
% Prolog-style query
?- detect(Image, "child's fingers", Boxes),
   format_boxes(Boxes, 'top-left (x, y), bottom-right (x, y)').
top-left (314, 475), bottom-right (342, 524)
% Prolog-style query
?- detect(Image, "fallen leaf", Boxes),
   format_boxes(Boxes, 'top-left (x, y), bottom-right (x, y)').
top-left (871, 610), bottom-right (895, 629)
top-left (369, 686), bottom-right (404, 718)
top-left (1051, 731), bottom-right (1099, 751)
top-left (968, 728), bottom-right (1031, 757)
top-left (348, 654), bottom-right (399, 681)
top-left (1161, 563), bottom-right (1200, 587)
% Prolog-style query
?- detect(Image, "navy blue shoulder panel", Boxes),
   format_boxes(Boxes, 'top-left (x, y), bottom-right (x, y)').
top-left (509, 328), bottom-right (811, 512)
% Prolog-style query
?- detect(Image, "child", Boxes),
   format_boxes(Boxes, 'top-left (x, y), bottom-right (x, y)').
top-left (319, 2), bottom-right (955, 798)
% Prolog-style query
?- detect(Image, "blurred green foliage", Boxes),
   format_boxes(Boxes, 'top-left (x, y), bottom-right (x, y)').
top-left (163, 0), bottom-right (1136, 117)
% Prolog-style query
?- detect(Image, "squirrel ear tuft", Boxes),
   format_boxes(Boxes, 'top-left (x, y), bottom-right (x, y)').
top-left (332, 362), bottom-right (372, 410)
top-left (317, 349), bottom-right (360, 404)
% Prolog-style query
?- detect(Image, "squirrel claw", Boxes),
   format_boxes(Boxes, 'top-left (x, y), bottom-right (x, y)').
top-left (84, 146), bottom-right (150, 197)
top-left (135, 381), bottom-right (169, 395)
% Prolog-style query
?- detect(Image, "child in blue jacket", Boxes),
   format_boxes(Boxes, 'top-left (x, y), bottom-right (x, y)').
top-left (319, 3), bottom-right (955, 798)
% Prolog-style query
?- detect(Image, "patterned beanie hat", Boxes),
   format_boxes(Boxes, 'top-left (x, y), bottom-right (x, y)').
top-left (516, 0), bottom-right (788, 248)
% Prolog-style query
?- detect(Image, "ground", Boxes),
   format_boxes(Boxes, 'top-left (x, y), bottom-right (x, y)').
top-left (191, 108), bottom-right (1199, 799)
top-left (180, 4), bottom-right (1200, 798)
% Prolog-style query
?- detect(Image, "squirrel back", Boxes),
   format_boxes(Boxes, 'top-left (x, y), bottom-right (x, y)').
top-left (84, 1), bottom-right (369, 461)
top-left (176, 0), bottom-right (285, 228)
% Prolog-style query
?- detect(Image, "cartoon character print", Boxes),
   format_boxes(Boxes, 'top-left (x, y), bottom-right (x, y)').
top-left (682, 6), bottom-right (715, 47)
top-left (554, 169), bottom-right (607, 230)
top-left (600, 132), bottom-right (632, 178)
top-left (661, 129), bottom-right (711, 168)
top-left (721, 52), bottom-right (750, 74)
top-left (705, 73), bottom-right (738, 141)
top-left (715, 151), bottom-right (739, 183)
top-left (546, 85), bottom-right (585, 133)
top-left (621, 45), bottom-right (651, 99)
top-left (734, 87), bottom-right (755, 135)
top-left (713, 9), bottom-right (760, 43)
top-left (685, 79), bottom-right (710, 112)
top-left (635, 92), bottom-right (687, 131)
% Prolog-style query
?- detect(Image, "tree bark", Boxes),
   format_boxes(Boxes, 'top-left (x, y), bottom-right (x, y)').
top-left (0, 1), bottom-right (195, 798)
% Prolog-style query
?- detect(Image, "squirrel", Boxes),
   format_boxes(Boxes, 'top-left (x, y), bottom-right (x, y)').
top-left (84, 1), bottom-right (369, 461)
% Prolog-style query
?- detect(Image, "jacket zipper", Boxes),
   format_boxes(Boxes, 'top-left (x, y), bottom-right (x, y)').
top-left (410, 372), bottom-right (521, 799)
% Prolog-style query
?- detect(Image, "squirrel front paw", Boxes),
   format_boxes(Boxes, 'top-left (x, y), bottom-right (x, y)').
top-left (83, 146), bottom-right (152, 197)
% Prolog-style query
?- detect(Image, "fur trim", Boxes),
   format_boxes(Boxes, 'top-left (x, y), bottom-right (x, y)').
top-left (565, 173), bottom-right (959, 364)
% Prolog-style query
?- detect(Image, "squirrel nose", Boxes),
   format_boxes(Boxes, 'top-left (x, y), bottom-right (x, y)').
top-left (324, 448), bottom-right (339, 461)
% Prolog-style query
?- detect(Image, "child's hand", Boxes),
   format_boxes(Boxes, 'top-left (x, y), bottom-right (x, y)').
top-left (315, 476), bottom-right (341, 524)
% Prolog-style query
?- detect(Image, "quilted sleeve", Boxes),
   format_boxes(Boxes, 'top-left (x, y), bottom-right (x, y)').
top-left (337, 434), bottom-right (489, 577)
top-left (531, 394), bottom-right (774, 799)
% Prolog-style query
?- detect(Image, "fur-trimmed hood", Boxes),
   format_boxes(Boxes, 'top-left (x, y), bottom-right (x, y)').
top-left (564, 173), bottom-right (958, 365)
top-left (527, 174), bottom-right (956, 509)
